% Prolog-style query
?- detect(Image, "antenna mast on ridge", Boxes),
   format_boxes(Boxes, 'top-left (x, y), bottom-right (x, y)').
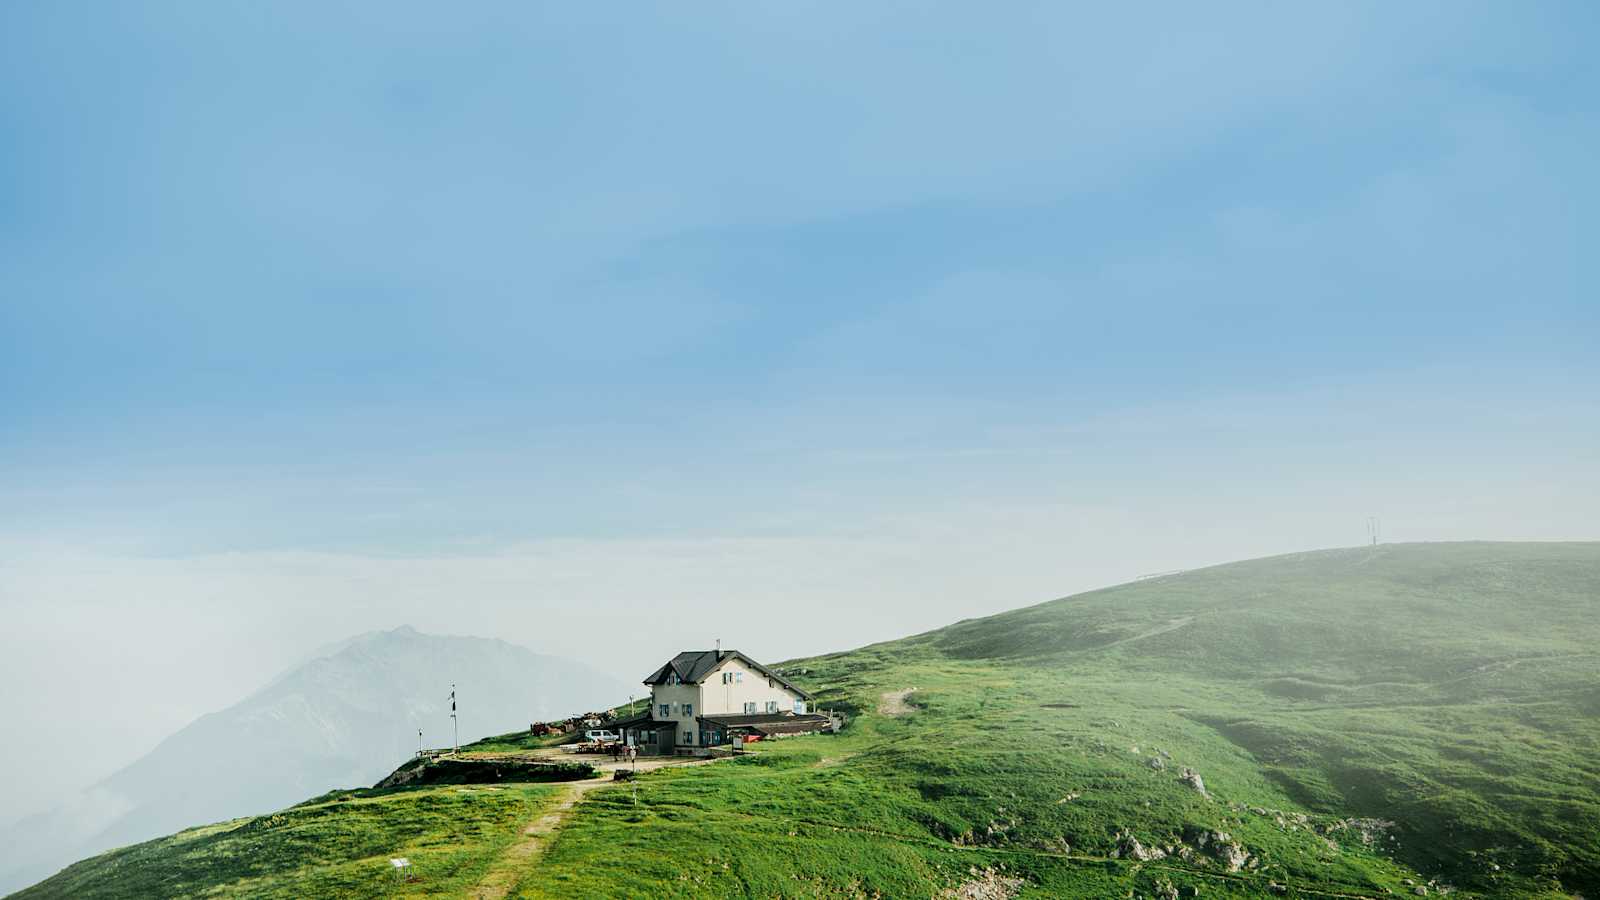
top-left (1366, 517), bottom-right (1381, 546)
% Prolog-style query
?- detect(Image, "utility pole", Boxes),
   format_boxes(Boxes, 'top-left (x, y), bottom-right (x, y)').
top-left (417, 728), bottom-right (423, 757)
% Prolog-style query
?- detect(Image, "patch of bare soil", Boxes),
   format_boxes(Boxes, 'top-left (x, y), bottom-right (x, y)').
top-left (878, 687), bottom-right (917, 716)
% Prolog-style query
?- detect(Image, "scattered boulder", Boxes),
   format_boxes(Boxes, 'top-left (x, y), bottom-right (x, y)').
top-left (1183, 826), bottom-right (1249, 872)
top-left (1147, 756), bottom-right (1168, 771)
top-left (1178, 767), bottom-right (1208, 797)
top-left (1031, 837), bottom-right (1070, 854)
top-left (1152, 879), bottom-right (1179, 900)
top-left (941, 866), bottom-right (1025, 900)
top-left (985, 819), bottom-right (1013, 839)
top-left (1111, 828), bottom-right (1166, 861)
top-left (1325, 817), bottom-right (1395, 847)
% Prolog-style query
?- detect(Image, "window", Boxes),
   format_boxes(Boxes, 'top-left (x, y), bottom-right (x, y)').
top-left (767, 678), bottom-right (774, 688)
top-left (658, 704), bottom-right (670, 718)
top-left (794, 700), bottom-right (806, 714)
top-left (722, 672), bottom-right (731, 684)
top-left (735, 671), bottom-right (744, 683)
top-left (684, 703), bottom-right (693, 717)
top-left (765, 700), bottom-right (778, 713)
top-left (683, 730), bottom-right (693, 744)
top-left (743, 702), bottom-right (757, 714)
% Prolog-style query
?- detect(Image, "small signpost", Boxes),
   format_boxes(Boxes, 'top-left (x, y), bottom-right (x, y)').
top-left (390, 857), bottom-right (414, 883)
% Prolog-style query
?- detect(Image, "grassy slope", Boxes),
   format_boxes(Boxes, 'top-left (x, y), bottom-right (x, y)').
top-left (18, 542), bottom-right (1600, 898)
top-left (12, 784), bottom-right (563, 899)
top-left (517, 542), bottom-right (1599, 898)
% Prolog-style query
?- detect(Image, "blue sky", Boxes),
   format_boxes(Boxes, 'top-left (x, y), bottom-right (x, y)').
top-left (1, 2), bottom-right (1598, 812)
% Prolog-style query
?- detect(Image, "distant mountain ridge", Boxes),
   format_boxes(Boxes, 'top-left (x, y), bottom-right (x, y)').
top-left (0, 626), bottom-right (627, 895)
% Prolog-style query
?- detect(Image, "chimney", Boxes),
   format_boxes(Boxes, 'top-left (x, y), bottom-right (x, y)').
top-left (715, 638), bottom-right (721, 655)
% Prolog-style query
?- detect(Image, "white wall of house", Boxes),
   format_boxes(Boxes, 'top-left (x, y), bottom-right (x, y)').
top-left (698, 657), bottom-right (806, 716)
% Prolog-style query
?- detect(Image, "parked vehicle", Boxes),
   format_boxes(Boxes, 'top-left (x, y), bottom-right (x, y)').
top-left (584, 729), bottom-right (619, 743)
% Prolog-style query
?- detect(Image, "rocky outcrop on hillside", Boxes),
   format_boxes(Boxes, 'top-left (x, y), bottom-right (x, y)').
top-left (941, 866), bottom-right (1025, 900)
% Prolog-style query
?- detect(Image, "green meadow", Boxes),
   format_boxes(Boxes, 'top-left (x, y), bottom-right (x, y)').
top-left (13, 783), bottom-right (563, 899)
top-left (19, 542), bottom-right (1600, 898)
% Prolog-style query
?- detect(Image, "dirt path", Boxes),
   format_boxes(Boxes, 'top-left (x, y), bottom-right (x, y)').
top-left (878, 687), bottom-right (916, 716)
top-left (471, 778), bottom-right (609, 900)
top-left (470, 754), bottom-right (724, 898)
top-left (1105, 616), bottom-right (1194, 648)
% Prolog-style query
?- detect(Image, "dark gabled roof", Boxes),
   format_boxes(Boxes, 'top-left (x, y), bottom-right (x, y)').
top-left (641, 649), bottom-right (813, 699)
top-left (642, 649), bottom-right (724, 686)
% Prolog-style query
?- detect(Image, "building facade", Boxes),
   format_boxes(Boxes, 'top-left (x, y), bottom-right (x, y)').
top-left (615, 648), bottom-right (824, 752)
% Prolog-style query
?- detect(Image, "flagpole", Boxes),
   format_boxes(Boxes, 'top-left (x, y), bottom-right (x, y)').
top-left (451, 683), bottom-right (458, 755)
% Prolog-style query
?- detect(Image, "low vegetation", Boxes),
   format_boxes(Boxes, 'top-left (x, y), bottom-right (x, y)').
top-left (20, 542), bottom-right (1600, 898)
top-left (13, 783), bottom-right (563, 899)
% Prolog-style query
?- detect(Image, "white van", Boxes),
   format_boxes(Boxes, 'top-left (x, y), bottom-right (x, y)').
top-left (584, 729), bottom-right (619, 743)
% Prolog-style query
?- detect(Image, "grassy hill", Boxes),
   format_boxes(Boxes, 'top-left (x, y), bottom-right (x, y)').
top-left (0, 626), bottom-right (629, 896)
top-left (16, 542), bottom-right (1600, 898)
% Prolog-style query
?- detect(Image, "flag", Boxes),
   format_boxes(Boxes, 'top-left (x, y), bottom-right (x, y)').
top-left (450, 688), bottom-right (456, 715)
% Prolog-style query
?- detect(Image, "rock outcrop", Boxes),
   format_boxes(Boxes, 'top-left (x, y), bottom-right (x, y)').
top-left (1178, 767), bottom-right (1207, 797)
